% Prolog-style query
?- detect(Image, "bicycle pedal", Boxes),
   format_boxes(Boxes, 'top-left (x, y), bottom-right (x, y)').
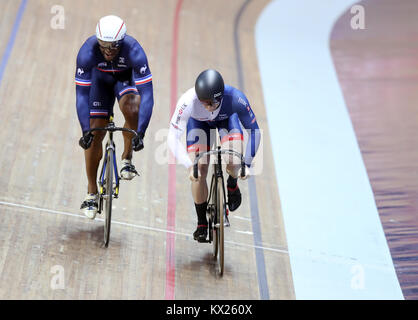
top-left (120, 168), bottom-right (139, 180)
top-left (194, 234), bottom-right (209, 243)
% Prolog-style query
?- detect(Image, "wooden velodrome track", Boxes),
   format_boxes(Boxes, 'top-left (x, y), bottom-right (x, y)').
top-left (0, 0), bottom-right (294, 299)
top-left (0, 0), bottom-right (417, 300)
top-left (331, 0), bottom-right (418, 299)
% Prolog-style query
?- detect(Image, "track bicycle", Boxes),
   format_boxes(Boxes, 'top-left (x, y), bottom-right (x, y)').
top-left (192, 145), bottom-right (246, 276)
top-left (83, 115), bottom-right (138, 247)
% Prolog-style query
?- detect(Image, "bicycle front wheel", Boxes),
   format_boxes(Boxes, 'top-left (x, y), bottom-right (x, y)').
top-left (216, 176), bottom-right (225, 276)
top-left (209, 174), bottom-right (218, 258)
top-left (103, 150), bottom-right (114, 247)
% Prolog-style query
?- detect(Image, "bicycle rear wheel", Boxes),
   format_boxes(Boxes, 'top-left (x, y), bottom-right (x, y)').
top-left (103, 149), bottom-right (114, 247)
top-left (215, 176), bottom-right (225, 276)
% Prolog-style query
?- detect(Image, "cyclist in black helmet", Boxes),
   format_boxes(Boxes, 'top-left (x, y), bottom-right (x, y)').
top-left (167, 69), bottom-right (261, 242)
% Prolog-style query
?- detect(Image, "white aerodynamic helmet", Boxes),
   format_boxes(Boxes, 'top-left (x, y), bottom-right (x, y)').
top-left (96, 15), bottom-right (126, 47)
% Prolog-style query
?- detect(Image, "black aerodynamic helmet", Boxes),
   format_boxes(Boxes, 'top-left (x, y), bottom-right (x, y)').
top-left (195, 69), bottom-right (224, 102)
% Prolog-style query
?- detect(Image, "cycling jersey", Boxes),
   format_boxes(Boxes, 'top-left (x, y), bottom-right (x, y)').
top-left (75, 35), bottom-right (154, 136)
top-left (168, 85), bottom-right (261, 168)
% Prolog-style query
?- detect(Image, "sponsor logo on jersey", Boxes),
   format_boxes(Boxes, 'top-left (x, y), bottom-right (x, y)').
top-left (77, 68), bottom-right (84, 76)
top-left (217, 113), bottom-right (228, 120)
top-left (246, 106), bottom-right (254, 118)
top-left (178, 103), bottom-right (187, 116)
top-left (117, 57), bottom-right (127, 68)
top-left (176, 103), bottom-right (187, 119)
top-left (93, 101), bottom-right (102, 107)
top-left (98, 62), bottom-right (107, 67)
top-left (140, 64), bottom-right (148, 74)
top-left (238, 97), bottom-right (247, 106)
top-left (171, 123), bottom-right (180, 130)
top-left (175, 104), bottom-right (187, 125)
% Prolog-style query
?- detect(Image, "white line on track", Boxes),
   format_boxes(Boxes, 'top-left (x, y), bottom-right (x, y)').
top-left (231, 215), bottom-right (251, 221)
top-left (235, 230), bottom-right (253, 235)
top-left (0, 200), bottom-right (289, 255)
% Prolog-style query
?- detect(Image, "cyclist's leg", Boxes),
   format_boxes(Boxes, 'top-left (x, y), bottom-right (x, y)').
top-left (218, 114), bottom-right (243, 177)
top-left (85, 118), bottom-right (109, 194)
top-left (187, 118), bottom-right (212, 203)
top-left (187, 118), bottom-right (212, 240)
top-left (85, 69), bottom-right (115, 194)
top-left (218, 114), bottom-right (243, 211)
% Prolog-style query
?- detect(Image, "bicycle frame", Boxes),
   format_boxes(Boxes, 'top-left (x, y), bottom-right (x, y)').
top-left (98, 124), bottom-right (120, 207)
top-left (192, 139), bottom-right (246, 276)
top-left (84, 116), bottom-right (138, 247)
top-left (205, 148), bottom-right (227, 249)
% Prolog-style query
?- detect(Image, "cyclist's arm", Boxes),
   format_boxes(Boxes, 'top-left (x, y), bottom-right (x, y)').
top-left (167, 100), bottom-right (193, 169)
top-left (234, 92), bottom-right (261, 167)
top-left (75, 48), bottom-right (93, 134)
top-left (131, 44), bottom-right (154, 138)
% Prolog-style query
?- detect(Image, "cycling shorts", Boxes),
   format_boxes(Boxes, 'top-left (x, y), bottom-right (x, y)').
top-left (88, 68), bottom-right (139, 119)
top-left (186, 113), bottom-right (243, 153)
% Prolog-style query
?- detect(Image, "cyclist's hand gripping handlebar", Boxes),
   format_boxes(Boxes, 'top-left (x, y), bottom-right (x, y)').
top-left (132, 135), bottom-right (144, 152)
top-left (191, 149), bottom-right (246, 180)
top-left (79, 132), bottom-right (94, 150)
top-left (79, 125), bottom-right (140, 151)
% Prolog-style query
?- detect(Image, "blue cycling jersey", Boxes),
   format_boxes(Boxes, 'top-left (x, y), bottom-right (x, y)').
top-left (75, 35), bottom-right (154, 136)
top-left (213, 85), bottom-right (259, 126)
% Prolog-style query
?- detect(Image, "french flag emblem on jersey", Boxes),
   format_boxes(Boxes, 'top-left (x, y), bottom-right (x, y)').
top-left (135, 74), bottom-right (152, 86)
top-left (75, 78), bottom-right (91, 86)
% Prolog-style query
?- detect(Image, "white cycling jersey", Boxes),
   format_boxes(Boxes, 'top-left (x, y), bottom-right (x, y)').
top-left (167, 87), bottom-right (219, 168)
top-left (167, 85), bottom-right (261, 169)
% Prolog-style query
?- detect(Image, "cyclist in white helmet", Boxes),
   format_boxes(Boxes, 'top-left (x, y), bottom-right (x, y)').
top-left (75, 15), bottom-right (154, 219)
